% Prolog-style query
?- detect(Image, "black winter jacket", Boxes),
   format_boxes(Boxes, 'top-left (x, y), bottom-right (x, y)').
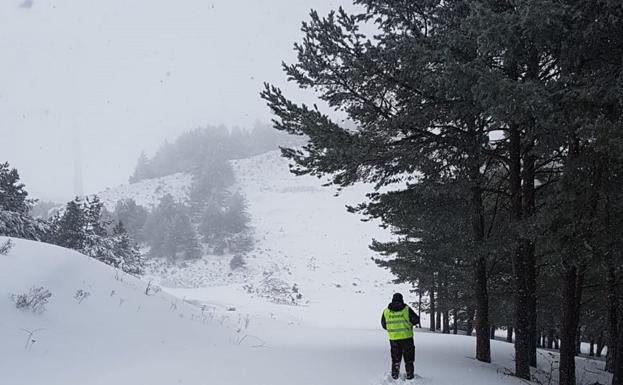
top-left (381, 301), bottom-right (420, 330)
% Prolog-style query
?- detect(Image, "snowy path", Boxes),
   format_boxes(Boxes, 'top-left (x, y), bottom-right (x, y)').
top-left (158, 284), bottom-right (534, 385)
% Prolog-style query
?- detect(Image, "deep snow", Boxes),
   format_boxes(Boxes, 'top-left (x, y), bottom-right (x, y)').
top-left (0, 238), bottom-right (542, 385)
top-left (2, 151), bottom-right (611, 385)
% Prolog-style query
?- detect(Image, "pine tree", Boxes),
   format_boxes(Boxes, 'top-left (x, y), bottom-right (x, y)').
top-left (262, 3), bottom-right (623, 382)
top-left (112, 221), bottom-right (145, 275)
top-left (112, 198), bottom-right (148, 242)
top-left (52, 198), bottom-right (87, 250)
top-left (170, 213), bottom-right (201, 260)
top-left (144, 194), bottom-right (201, 260)
top-left (129, 152), bottom-right (153, 183)
top-left (223, 192), bottom-right (250, 234)
top-left (0, 162), bottom-right (47, 240)
top-left (84, 195), bottom-right (108, 237)
top-left (261, 1), bottom-right (506, 363)
top-left (0, 162), bottom-right (32, 214)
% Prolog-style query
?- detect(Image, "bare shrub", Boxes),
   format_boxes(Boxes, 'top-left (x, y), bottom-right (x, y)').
top-left (20, 328), bottom-right (45, 349)
top-left (11, 286), bottom-right (52, 314)
top-left (229, 254), bottom-right (246, 270)
top-left (0, 239), bottom-right (13, 255)
top-left (145, 280), bottom-right (161, 296)
top-left (74, 289), bottom-right (91, 304)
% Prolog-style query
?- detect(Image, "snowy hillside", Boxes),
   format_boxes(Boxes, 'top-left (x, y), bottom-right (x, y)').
top-left (53, 150), bottom-right (610, 385)
top-left (0, 238), bottom-right (231, 385)
top-left (89, 151), bottom-right (403, 314)
top-left (2, 237), bottom-right (594, 385)
top-left (97, 172), bottom-right (192, 210)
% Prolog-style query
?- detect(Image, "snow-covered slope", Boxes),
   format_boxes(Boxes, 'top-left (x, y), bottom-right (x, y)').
top-left (57, 151), bottom-right (611, 385)
top-left (97, 172), bottom-right (192, 210)
top-left (229, 150), bottom-right (403, 325)
top-left (90, 151), bottom-right (403, 314)
top-left (0, 237), bottom-right (234, 385)
top-left (1, 239), bottom-right (609, 384)
top-left (2, 238), bottom-right (588, 385)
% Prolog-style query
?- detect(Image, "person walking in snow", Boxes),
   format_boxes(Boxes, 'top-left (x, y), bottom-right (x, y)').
top-left (381, 293), bottom-right (419, 380)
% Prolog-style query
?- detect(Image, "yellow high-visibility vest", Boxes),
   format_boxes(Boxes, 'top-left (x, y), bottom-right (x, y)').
top-left (384, 306), bottom-right (413, 340)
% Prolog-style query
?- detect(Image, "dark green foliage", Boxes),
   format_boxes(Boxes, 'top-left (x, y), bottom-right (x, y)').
top-left (0, 163), bottom-right (48, 240)
top-left (143, 194), bottom-right (201, 260)
top-left (189, 154), bottom-right (234, 215)
top-left (48, 196), bottom-right (146, 275)
top-left (112, 199), bottom-right (148, 243)
top-left (263, 1), bottom-right (623, 382)
top-left (0, 162), bottom-right (32, 214)
top-left (111, 221), bottom-right (145, 275)
top-left (133, 129), bottom-right (254, 259)
top-left (197, 192), bottom-right (253, 255)
top-left (50, 198), bottom-right (86, 250)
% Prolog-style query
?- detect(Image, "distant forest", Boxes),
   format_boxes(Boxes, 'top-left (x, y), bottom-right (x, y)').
top-left (130, 123), bottom-right (304, 183)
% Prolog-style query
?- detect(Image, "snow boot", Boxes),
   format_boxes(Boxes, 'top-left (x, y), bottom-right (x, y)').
top-left (406, 373), bottom-right (415, 380)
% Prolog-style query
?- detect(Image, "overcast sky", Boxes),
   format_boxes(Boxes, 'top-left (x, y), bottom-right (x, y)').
top-left (0, 0), bottom-right (350, 202)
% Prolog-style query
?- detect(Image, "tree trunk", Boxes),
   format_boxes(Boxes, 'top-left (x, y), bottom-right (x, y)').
top-left (613, 299), bottom-right (623, 385)
top-left (547, 329), bottom-right (555, 349)
top-left (453, 307), bottom-right (458, 335)
top-left (468, 144), bottom-right (490, 363)
top-left (559, 266), bottom-right (579, 385)
top-left (513, 243), bottom-right (533, 379)
top-left (437, 311), bottom-right (442, 333)
top-left (466, 307), bottom-right (474, 336)
top-left (507, 327), bottom-right (513, 343)
top-left (597, 332), bottom-right (604, 358)
top-left (509, 123), bottom-right (531, 379)
top-left (418, 289), bottom-right (422, 327)
top-left (589, 338), bottom-right (595, 357)
top-left (443, 309), bottom-right (450, 334)
top-left (576, 330), bottom-right (582, 356)
top-left (575, 268), bottom-right (585, 357)
top-left (430, 275), bottom-right (436, 332)
top-left (475, 256), bottom-right (491, 363)
top-left (554, 336), bottom-right (559, 350)
top-left (523, 153), bottom-right (537, 368)
top-left (490, 324), bottom-right (496, 340)
top-left (607, 267), bottom-right (618, 373)
top-left (612, 269), bottom-right (623, 385)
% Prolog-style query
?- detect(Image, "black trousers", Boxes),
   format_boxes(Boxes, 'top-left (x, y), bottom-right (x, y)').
top-left (390, 338), bottom-right (415, 376)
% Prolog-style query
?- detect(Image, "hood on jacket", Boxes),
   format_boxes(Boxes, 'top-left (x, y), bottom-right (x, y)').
top-left (388, 292), bottom-right (406, 311)
top-left (388, 301), bottom-right (407, 312)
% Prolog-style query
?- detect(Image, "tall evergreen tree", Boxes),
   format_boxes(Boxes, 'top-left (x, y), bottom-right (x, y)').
top-left (112, 198), bottom-right (148, 242)
top-left (111, 221), bottom-right (145, 275)
top-left (262, 3), bottom-right (623, 384)
top-left (51, 198), bottom-right (87, 250)
top-left (0, 162), bottom-right (31, 214)
top-left (261, 1), bottom-right (507, 363)
top-left (0, 162), bottom-right (48, 240)
top-left (144, 194), bottom-right (202, 261)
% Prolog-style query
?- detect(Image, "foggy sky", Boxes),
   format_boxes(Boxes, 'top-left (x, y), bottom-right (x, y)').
top-left (0, 0), bottom-right (349, 202)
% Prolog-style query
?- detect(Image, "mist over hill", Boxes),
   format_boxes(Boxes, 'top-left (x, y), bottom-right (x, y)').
top-left (129, 123), bottom-right (305, 183)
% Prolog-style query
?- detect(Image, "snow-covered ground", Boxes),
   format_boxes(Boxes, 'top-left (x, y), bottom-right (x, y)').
top-left (3, 151), bottom-right (611, 385)
top-left (3, 237), bottom-right (600, 385)
top-left (97, 172), bottom-right (192, 210)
